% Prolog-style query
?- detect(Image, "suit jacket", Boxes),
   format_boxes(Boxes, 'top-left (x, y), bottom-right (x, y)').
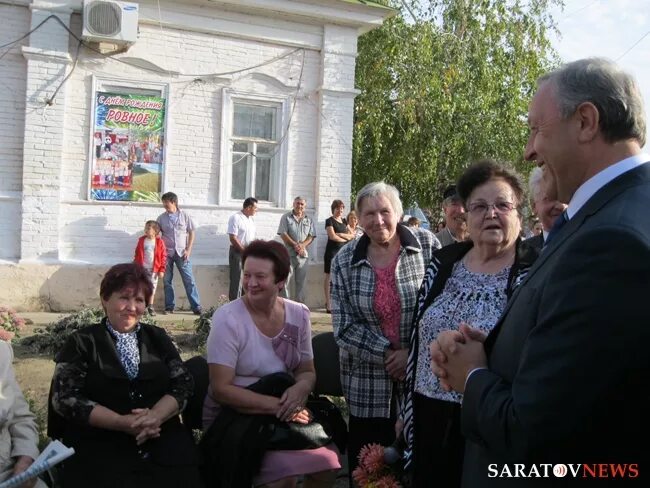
top-left (461, 163), bottom-right (650, 486)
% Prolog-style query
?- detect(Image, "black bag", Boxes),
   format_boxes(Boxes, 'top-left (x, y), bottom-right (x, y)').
top-left (307, 395), bottom-right (348, 454)
top-left (264, 387), bottom-right (334, 451)
top-left (266, 412), bottom-right (332, 450)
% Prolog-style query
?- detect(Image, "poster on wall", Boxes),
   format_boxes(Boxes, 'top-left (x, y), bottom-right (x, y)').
top-left (90, 91), bottom-right (166, 202)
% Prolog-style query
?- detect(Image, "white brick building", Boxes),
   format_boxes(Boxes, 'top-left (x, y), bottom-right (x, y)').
top-left (0, 0), bottom-right (393, 310)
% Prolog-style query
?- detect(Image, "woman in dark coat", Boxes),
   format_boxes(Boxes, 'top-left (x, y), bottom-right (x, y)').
top-left (48, 263), bottom-right (202, 488)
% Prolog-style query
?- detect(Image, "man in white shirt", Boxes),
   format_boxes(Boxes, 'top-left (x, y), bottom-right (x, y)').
top-left (431, 58), bottom-right (650, 486)
top-left (227, 197), bottom-right (258, 300)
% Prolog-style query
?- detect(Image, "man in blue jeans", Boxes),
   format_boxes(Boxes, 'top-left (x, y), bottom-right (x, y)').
top-left (157, 192), bottom-right (202, 315)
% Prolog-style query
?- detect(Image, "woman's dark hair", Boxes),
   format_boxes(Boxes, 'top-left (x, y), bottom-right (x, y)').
top-left (456, 159), bottom-right (525, 207)
top-left (242, 240), bottom-right (291, 283)
top-left (330, 199), bottom-right (345, 214)
top-left (100, 263), bottom-right (154, 304)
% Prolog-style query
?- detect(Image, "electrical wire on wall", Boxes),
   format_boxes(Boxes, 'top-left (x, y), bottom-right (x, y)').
top-left (45, 39), bottom-right (83, 106)
top-left (0, 13), bottom-right (303, 102)
top-left (253, 48), bottom-right (306, 162)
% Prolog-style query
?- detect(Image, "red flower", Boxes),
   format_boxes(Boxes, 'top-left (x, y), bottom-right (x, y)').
top-left (352, 466), bottom-right (370, 486)
top-left (359, 443), bottom-right (385, 474)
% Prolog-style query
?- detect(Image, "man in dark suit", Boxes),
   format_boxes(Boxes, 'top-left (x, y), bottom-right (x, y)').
top-left (526, 165), bottom-right (567, 251)
top-left (431, 57), bottom-right (650, 486)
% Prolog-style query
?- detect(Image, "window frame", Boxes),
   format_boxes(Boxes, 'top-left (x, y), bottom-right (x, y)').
top-left (219, 88), bottom-right (290, 207)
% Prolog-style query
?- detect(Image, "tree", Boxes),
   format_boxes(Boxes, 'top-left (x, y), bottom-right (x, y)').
top-left (353, 0), bottom-right (561, 209)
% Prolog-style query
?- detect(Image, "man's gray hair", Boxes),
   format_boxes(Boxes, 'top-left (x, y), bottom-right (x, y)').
top-left (528, 167), bottom-right (544, 202)
top-left (294, 196), bottom-right (306, 203)
top-left (539, 57), bottom-right (646, 146)
top-left (355, 181), bottom-right (403, 218)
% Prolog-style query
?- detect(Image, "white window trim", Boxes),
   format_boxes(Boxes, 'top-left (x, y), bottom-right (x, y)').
top-left (219, 88), bottom-right (291, 208)
top-left (87, 75), bottom-right (171, 201)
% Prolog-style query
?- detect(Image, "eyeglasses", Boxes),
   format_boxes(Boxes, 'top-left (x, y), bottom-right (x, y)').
top-left (467, 201), bottom-right (517, 215)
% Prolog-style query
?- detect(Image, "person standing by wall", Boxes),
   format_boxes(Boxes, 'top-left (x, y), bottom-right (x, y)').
top-left (227, 197), bottom-right (258, 300)
top-left (277, 196), bottom-right (316, 304)
top-left (133, 220), bottom-right (167, 316)
top-left (157, 192), bottom-right (202, 315)
top-left (323, 199), bottom-right (354, 313)
top-left (434, 185), bottom-right (468, 247)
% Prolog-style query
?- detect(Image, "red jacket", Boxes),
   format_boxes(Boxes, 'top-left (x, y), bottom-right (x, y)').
top-left (133, 236), bottom-right (167, 273)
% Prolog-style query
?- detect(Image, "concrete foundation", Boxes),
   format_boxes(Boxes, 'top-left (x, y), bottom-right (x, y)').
top-left (0, 262), bottom-right (328, 312)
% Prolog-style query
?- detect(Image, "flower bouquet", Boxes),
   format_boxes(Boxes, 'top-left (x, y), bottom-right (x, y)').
top-left (0, 306), bottom-right (26, 342)
top-left (352, 443), bottom-right (403, 488)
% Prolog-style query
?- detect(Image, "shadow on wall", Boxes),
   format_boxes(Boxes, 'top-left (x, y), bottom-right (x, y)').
top-left (46, 219), bottom-right (234, 311)
top-left (60, 216), bottom-right (133, 263)
top-left (7, 216), bottom-right (329, 311)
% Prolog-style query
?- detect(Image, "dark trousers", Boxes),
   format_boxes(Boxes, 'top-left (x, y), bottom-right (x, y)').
top-left (348, 415), bottom-right (396, 487)
top-left (412, 392), bottom-right (464, 488)
top-left (228, 246), bottom-right (242, 301)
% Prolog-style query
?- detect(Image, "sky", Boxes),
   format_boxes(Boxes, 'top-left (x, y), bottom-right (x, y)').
top-left (549, 0), bottom-right (650, 143)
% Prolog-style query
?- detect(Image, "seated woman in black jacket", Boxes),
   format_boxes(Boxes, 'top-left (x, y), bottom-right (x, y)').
top-left (48, 263), bottom-right (202, 488)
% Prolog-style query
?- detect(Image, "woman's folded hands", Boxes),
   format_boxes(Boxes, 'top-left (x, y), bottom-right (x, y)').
top-left (120, 408), bottom-right (162, 445)
top-left (276, 380), bottom-right (312, 423)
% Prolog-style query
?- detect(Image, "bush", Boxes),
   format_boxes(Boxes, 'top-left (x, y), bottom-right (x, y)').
top-left (20, 308), bottom-right (158, 357)
top-left (193, 295), bottom-right (230, 352)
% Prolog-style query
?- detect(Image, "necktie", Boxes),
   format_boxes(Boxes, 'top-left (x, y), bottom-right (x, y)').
top-left (543, 210), bottom-right (568, 248)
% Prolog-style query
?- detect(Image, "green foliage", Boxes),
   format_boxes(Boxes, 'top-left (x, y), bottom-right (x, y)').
top-left (193, 295), bottom-right (230, 351)
top-left (353, 0), bottom-right (562, 207)
top-left (23, 391), bottom-right (50, 451)
top-left (20, 308), bottom-right (158, 357)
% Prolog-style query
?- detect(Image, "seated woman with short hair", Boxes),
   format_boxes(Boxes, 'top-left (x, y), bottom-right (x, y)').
top-left (203, 239), bottom-right (340, 488)
top-left (48, 262), bottom-right (202, 488)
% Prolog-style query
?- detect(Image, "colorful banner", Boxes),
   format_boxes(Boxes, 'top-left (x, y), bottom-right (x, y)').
top-left (90, 91), bottom-right (166, 202)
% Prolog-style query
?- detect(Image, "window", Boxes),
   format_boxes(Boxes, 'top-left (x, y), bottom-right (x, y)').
top-left (230, 102), bottom-right (279, 202)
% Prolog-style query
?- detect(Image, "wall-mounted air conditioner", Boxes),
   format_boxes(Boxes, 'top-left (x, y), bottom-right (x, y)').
top-left (82, 0), bottom-right (139, 45)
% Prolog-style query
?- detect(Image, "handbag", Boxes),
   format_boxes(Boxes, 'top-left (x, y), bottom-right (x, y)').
top-left (265, 395), bottom-right (334, 451)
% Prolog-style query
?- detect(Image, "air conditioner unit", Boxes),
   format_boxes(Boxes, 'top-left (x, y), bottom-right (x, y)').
top-left (82, 0), bottom-right (139, 45)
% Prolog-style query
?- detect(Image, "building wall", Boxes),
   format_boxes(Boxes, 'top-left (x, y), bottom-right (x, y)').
top-left (0, 3), bottom-right (29, 260)
top-left (0, 0), bottom-right (365, 310)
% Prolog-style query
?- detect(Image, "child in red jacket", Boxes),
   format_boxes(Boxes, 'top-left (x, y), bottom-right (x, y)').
top-left (133, 220), bottom-right (167, 315)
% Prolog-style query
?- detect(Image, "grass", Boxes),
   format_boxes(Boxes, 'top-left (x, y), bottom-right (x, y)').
top-left (132, 172), bottom-right (160, 192)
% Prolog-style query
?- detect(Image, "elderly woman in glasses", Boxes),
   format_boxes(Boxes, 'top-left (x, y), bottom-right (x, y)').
top-left (400, 160), bottom-right (539, 487)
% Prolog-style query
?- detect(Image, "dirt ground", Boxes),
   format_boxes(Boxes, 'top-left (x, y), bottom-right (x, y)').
top-left (10, 310), bottom-right (350, 486)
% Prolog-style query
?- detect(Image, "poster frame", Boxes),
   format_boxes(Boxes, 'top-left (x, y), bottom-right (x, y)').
top-left (87, 75), bottom-right (170, 203)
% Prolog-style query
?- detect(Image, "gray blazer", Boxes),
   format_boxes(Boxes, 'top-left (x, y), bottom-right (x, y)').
top-left (461, 163), bottom-right (650, 487)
